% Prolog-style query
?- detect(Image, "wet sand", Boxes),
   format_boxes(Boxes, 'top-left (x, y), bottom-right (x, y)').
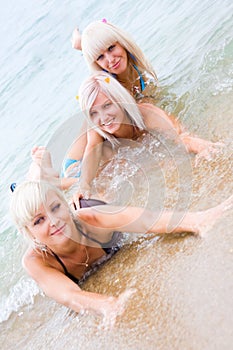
top-left (1, 197), bottom-right (233, 350)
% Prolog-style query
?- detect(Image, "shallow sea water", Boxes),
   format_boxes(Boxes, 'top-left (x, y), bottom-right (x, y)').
top-left (1, 0), bottom-right (233, 349)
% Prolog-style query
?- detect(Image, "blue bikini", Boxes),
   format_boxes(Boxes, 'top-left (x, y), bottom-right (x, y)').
top-left (133, 64), bottom-right (146, 91)
top-left (61, 158), bottom-right (82, 178)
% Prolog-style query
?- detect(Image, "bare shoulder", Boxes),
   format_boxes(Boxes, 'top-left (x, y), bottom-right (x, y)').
top-left (22, 248), bottom-right (47, 276)
top-left (87, 129), bottom-right (104, 144)
top-left (138, 102), bottom-right (165, 117)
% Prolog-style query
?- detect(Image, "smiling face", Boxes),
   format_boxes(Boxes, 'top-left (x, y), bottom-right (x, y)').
top-left (26, 191), bottom-right (76, 248)
top-left (89, 92), bottom-right (128, 135)
top-left (95, 42), bottom-right (128, 77)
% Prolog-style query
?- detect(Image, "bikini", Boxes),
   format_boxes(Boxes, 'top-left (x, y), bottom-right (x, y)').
top-left (103, 57), bottom-right (146, 93)
top-left (132, 64), bottom-right (146, 91)
top-left (51, 198), bottom-right (123, 285)
top-left (61, 158), bottom-right (82, 178)
top-left (52, 231), bottom-right (122, 285)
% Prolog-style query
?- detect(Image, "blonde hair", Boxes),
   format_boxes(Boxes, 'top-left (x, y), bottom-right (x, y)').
top-left (10, 181), bottom-right (67, 242)
top-left (81, 20), bottom-right (157, 81)
top-left (78, 71), bottom-right (146, 146)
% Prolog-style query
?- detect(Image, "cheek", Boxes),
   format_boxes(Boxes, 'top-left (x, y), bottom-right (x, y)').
top-left (29, 226), bottom-right (45, 241)
top-left (90, 115), bottom-right (100, 125)
top-left (96, 59), bottom-right (106, 69)
top-left (112, 105), bottom-right (123, 116)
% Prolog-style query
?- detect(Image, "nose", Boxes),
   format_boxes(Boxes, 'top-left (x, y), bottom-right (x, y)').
top-left (100, 110), bottom-right (110, 125)
top-left (49, 215), bottom-right (58, 227)
top-left (105, 51), bottom-right (114, 63)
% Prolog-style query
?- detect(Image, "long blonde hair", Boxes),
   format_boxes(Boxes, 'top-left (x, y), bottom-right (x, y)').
top-left (78, 71), bottom-right (146, 146)
top-left (81, 20), bottom-right (157, 81)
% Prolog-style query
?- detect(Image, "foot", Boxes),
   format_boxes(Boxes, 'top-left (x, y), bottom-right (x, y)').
top-left (31, 146), bottom-right (53, 168)
top-left (27, 146), bottom-right (59, 181)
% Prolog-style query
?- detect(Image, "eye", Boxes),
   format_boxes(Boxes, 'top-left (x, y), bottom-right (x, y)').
top-left (52, 203), bottom-right (61, 212)
top-left (96, 54), bottom-right (104, 61)
top-left (90, 110), bottom-right (97, 118)
top-left (104, 102), bottom-right (112, 109)
top-left (108, 45), bottom-right (115, 52)
top-left (34, 216), bottom-right (45, 226)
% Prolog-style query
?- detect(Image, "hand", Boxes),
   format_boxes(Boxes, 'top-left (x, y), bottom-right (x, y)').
top-left (100, 289), bottom-right (136, 329)
top-left (194, 141), bottom-right (225, 167)
top-left (71, 27), bottom-right (82, 50)
top-left (70, 182), bottom-right (91, 210)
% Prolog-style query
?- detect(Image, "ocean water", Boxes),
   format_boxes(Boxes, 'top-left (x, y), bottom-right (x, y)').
top-left (1, 0), bottom-right (233, 349)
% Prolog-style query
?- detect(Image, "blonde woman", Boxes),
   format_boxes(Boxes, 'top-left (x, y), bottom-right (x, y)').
top-left (72, 20), bottom-right (157, 101)
top-left (10, 180), bottom-right (233, 326)
top-left (27, 71), bottom-right (222, 198)
top-left (70, 71), bottom-right (223, 201)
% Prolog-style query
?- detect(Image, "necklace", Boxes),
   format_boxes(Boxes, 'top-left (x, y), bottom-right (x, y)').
top-left (77, 246), bottom-right (89, 268)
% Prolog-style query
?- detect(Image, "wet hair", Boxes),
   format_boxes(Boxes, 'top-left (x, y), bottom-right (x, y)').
top-left (10, 181), bottom-right (68, 242)
top-left (78, 71), bottom-right (146, 146)
top-left (81, 20), bottom-right (157, 81)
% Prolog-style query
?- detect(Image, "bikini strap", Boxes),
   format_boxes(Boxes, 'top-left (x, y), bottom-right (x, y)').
top-left (133, 64), bottom-right (146, 91)
top-left (51, 251), bottom-right (69, 275)
top-left (51, 251), bottom-right (80, 285)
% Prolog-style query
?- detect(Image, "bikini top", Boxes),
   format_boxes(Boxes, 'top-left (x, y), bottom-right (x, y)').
top-left (52, 231), bottom-right (122, 285)
top-left (51, 198), bottom-right (123, 285)
top-left (133, 64), bottom-right (146, 91)
top-left (103, 62), bottom-right (146, 92)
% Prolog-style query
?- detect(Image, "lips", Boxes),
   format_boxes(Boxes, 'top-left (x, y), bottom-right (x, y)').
top-left (51, 224), bottom-right (66, 235)
top-left (101, 117), bottom-right (115, 126)
top-left (110, 60), bottom-right (120, 70)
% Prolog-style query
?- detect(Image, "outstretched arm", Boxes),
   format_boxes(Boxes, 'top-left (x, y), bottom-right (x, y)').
top-left (76, 195), bottom-right (232, 238)
top-left (76, 205), bottom-right (199, 236)
top-left (23, 251), bottom-right (133, 326)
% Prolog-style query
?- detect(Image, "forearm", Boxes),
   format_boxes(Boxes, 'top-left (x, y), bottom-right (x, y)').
top-left (84, 206), bottom-right (200, 235)
top-left (120, 209), bottom-right (199, 235)
top-left (60, 177), bottom-right (78, 190)
top-left (67, 289), bottom-right (117, 316)
top-left (79, 144), bottom-right (103, 188)
top-left (179, 133), bottom-right (212, 154)
top-left (148, 211), bottom-right (199, 234)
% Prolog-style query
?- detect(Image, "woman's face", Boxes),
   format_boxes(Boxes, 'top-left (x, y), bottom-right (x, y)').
top-left (26, 191), bottom-right (75, 247)
top-left (95, 42), bottom-right (128, 76)
top-left (89, 92), bottom-right (127, 135)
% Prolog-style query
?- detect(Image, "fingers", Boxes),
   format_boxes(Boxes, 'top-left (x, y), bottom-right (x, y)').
top-left (69, 182), bottom-right (92, 211)
top-left (194, 142), bottom-right (224, 167)
top-left (70, 193), bottom-right (81, 211)
top-left (70, 189), bottom-right (90, 211)
top-left (101, 288), bottom-right (136, 329)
